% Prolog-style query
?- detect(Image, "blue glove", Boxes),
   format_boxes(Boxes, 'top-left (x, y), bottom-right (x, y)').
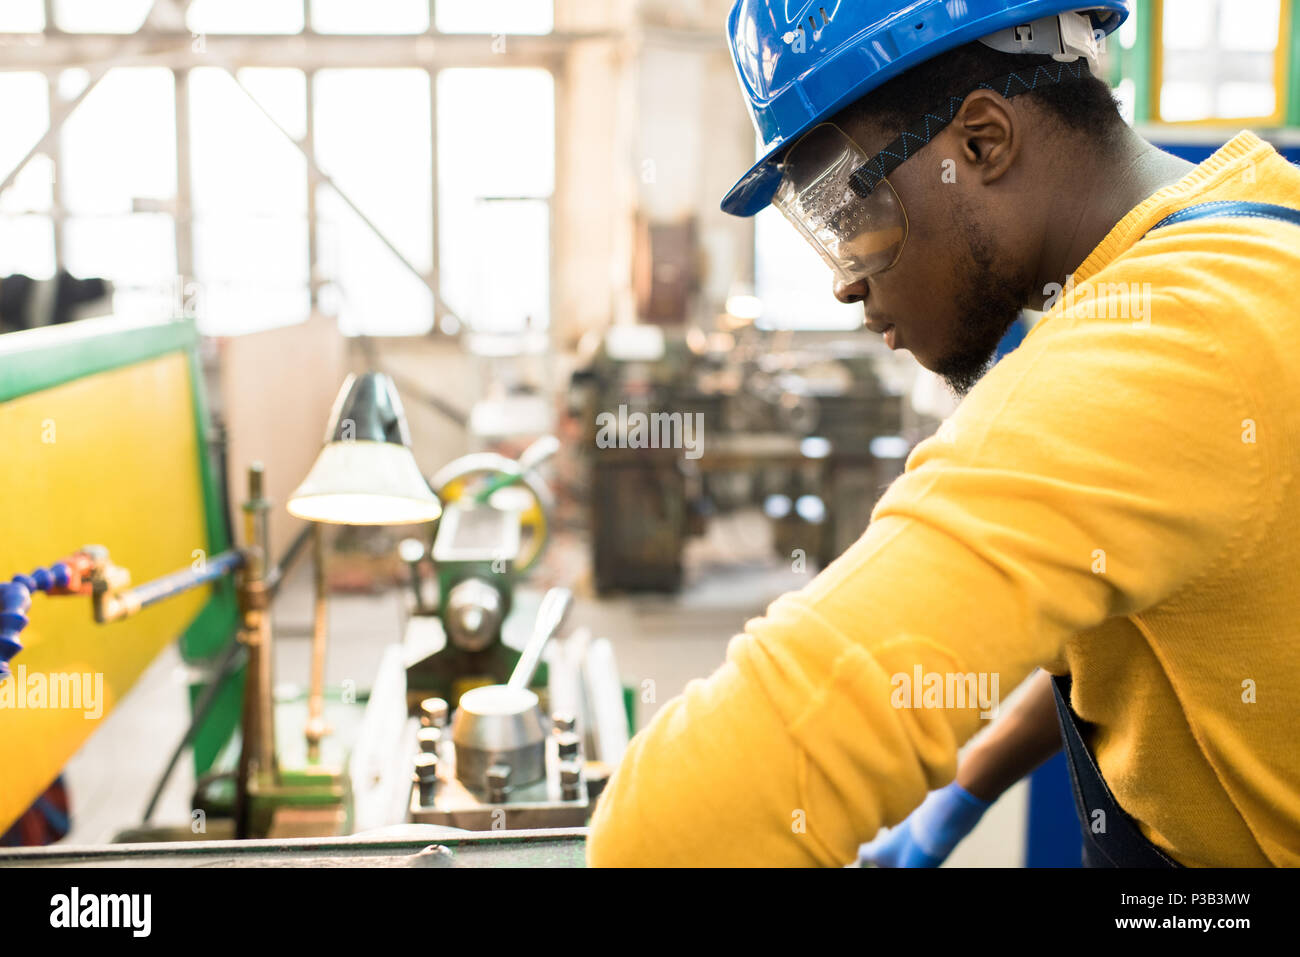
top-left (857, 782), bottom-right (992, 867)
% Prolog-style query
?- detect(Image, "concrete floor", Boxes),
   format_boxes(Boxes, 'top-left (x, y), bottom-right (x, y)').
top-left (60, 510), bottom-right (1026, 865)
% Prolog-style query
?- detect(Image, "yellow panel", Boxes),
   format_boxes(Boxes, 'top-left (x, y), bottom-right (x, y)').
top-left (0, 353), bottom-right (211, 832)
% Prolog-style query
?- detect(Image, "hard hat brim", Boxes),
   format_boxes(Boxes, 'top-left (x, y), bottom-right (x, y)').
top-left (721, 155), bottom-right (785, 218)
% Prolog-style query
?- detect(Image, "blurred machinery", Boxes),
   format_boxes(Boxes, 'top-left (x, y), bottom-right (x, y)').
top-left (403, 436), bottom-right (557, 709)
top-left (0, 320), bottom-right (630, 853)
top-left (406, 587), bottom-right (593, 829)
top-left (0, 271), bottom-right (111, 334)
top-left (392, 435), bottom-right (631, 831)
top-left (572, 325), bottom-right (916, 592)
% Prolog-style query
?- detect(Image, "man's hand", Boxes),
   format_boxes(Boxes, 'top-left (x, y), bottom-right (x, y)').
top-left (857, 782), bottom-right (991, 867)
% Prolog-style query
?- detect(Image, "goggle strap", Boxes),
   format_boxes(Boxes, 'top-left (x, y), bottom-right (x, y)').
top-left (848, 57), bottom-right (1093, 197)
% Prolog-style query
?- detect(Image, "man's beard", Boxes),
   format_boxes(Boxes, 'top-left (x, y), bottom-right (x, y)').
top-left (932, 230), bottom-right (1027, 398)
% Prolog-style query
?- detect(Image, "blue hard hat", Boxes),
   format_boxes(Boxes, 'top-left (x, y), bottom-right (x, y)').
top-left (721, 0), bottom-right (1130, 216)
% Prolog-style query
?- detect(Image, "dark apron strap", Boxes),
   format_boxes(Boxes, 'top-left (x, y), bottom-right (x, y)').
top-left (1050, 675), bottom-right (1181, 868)
top-left (1147, 200), bottom-right (1300, 233)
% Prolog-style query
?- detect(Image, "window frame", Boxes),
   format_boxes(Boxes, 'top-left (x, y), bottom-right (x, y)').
top-left (1150, 0), bottom-right (1292, 127)
top-left (0, 2), bottom-right (562, 337)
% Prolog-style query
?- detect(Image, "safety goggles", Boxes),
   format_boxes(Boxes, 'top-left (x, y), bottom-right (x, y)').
top-left (773, 122), bottom-right (908, 285)
top-left (773, 57), bottom-right (1097, 285)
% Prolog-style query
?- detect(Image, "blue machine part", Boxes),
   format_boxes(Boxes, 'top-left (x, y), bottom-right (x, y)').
top-left (1150, 139), bottom-right (1300, 167)
top-left (1026, 751), bottom-right (1083, 866)
top-left (128, 550), bottom-right (244, 611)
top-left (0, 562), bottom-right (73, 682)
top-left (0, 549), bottom-right (245, 682)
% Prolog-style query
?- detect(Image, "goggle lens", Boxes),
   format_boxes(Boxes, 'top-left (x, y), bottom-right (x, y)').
top-left (773, 123), bottom-right (908, 284)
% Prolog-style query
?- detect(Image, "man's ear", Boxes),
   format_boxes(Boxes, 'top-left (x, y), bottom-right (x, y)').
top-left (952, 90), bottom-right (1019, 186)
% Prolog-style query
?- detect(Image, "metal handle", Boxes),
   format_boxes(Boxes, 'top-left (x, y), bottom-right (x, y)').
top-left (507, 587), bottom-right (572, 691)
top-left (473, 434), bottom-right (561, 504)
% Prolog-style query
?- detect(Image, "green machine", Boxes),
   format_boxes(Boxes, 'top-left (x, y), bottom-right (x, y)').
top-left (403, 437), bottom-right (560, 711)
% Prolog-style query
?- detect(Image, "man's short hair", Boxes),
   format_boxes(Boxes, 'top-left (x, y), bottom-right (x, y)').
top-left (839, 40), bottom-right (1126, 143)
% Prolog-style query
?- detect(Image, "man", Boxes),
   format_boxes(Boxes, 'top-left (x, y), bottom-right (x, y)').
top-left (587, 0), bottom-right (1300, 867)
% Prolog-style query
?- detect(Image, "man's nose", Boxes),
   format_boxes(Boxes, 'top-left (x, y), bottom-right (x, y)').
top-left (834, 277), bottom-right (868, 304)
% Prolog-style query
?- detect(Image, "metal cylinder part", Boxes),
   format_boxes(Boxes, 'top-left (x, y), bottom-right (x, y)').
top-left (556, 731), bottom-right (581, 761)
top-left (417, 727), bottom-right (442, 753)
top-left (486, 764), bottom-right (511, 804)
top-left (449, 587), bottom-right (572, 793)
top-left (560, 763), bottom-right (582, 801)
top-left (445, 577), bottom-right (504, 652)
top-left (414, 752), bottom-right (439, 806)
top-left (420, 697), bottom-right (448, 729)
top-left (452, 686), bottom-right (546, 792)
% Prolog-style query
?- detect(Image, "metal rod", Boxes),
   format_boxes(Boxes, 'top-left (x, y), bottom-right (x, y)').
top-left (173, 65), bottom-right (195, 293)
top-left (304, 522), bottom-right (329, 760)
top-left (126, 549), bottom-right (245, 610)
top-left (141, 636), bottom-right (245, 823)
top-left (304, 67), bottom-right (320, 311)
top-left (0, 33), bottom-right (588, 72)
top-left (473, 435), bottom-right (560, 504)
top-left (235, 462), bottom-right (276, 838)
top-left (507, 587), bottom-right (572, 691)
top-left (265, 523), bottom-right (313, 600)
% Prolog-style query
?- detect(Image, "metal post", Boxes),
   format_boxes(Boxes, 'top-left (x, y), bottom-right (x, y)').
top-left (235, 462), bottom-right (276, 837)
top-left (173, 66), bottom-right (195, 301)
top-left (305, 68), bottom-right (320, 311)
top-left (304, 522), bottom-right (330, 761)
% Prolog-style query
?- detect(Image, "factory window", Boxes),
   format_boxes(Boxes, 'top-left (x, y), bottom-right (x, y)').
top-left (52, 0), bottom-right (154, 33)
top-left (0, 72), bottom-right (52, 214)
top-left (753, 207), bottom-right (865, 331)
top-left (60, 68), bottom-right (179, 318)
top-left (61, 69), bottom-right (175, 213)
top-left (190, 69), bottom-right (311, 336)
top-left (185, 0), bottom-right (306, 35)
top-left (0, 0), bottom-right (43, 32)
top-left (315, 69), bottom-right (435, 336)
top-left (1154, 0), bottom-right (1288, 124)
top-left (0, 73), bottom-right (54, 280)
top-left (437, 68), bottom-right (555, 334)
top-left (0, 12), bottom-right (561, 340)
top-left (311, 0), bottom-right (431, 35)
top-left (436, 0), bottom-right (555, 35)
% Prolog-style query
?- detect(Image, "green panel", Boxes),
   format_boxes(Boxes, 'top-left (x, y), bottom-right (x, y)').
top-left (179, 330), bottom-right (243, 777)
top-left (623, 685), bottom-right (637, 736)
top-left (0, 314), bottom-right (242, 777)
top-left (0, 316), bottom-right (198, 402)
top-left (1129, 0), bottom-right (1155, 124)
top-left (1288, 1), bottom-right (1300, 126)
top-left (188, 662), bottom-right (246, 776)
top-left (179, 338), bottom-right (240, 662)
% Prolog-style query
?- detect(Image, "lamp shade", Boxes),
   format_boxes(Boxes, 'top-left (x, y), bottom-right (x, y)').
top-left (287, 373), bottom-right (442, 526)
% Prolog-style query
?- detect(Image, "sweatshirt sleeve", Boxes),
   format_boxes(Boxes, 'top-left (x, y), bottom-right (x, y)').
top-left (586, 294), bottom-right (1267, 867)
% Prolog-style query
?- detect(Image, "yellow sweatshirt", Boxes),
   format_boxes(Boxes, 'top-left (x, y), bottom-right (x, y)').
top-left (587, 132), bottom-right (1300, 868)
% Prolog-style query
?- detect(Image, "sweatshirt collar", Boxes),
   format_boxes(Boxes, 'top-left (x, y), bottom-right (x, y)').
top-left (1073, 131), bottom-right (1275, 284)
